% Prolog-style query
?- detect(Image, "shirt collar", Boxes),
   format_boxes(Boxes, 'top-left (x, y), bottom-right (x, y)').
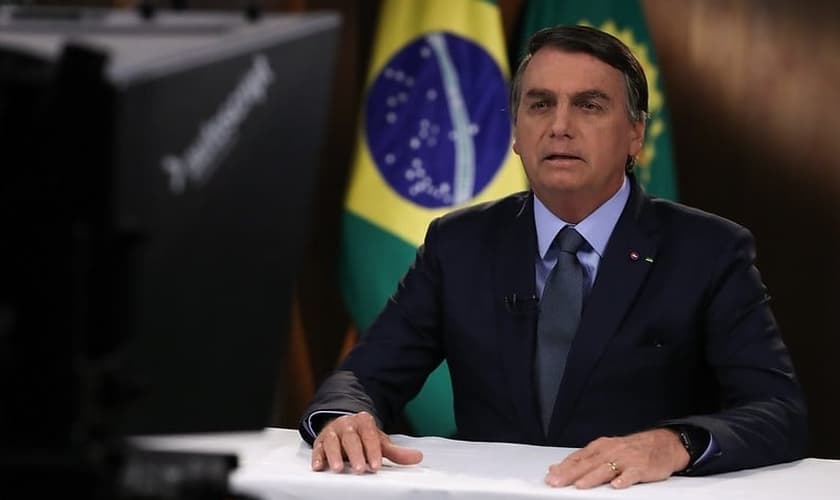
top-left (534, 175), bottom-right (630, 259)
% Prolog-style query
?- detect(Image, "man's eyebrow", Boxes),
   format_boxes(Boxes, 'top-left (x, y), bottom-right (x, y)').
top-left (523, 88), bottom-right (554, 99)
top-left (574, 89), bottom-right (611, 101)
top-left (522, 88), bottom-right (612, 101)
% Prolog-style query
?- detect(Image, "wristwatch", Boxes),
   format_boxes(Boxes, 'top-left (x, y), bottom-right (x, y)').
top-left (672, 425), bottom-right (709, 466)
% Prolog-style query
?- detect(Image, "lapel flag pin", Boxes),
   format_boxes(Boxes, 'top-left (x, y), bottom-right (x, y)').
top-left (644, 257), bottom-right (654, 263)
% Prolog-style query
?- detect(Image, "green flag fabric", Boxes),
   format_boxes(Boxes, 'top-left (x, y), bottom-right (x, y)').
top-left (516, 0), bottom-right (678, 200)
top-left (340, 0), bottom-right (527, 437)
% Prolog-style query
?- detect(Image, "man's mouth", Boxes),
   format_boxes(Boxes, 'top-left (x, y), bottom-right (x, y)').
top-left (543, 153), bottom-right (583, 162)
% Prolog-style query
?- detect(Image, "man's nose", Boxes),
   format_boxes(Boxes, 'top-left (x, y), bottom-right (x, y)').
top-left (549, 105), bottom-right (574, 138)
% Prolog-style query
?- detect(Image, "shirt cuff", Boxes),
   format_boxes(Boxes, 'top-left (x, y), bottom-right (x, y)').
top-left (694, 433), bottom-right (719, 466)
top-left (302, 410), bottom-right (355, 444)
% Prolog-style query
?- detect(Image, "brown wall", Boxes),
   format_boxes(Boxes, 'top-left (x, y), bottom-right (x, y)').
top-left (643, 0), bottom-right (840, 459)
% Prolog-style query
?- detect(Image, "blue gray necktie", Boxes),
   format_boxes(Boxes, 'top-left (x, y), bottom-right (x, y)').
top-left (536, 226), bottom-right (586, 434)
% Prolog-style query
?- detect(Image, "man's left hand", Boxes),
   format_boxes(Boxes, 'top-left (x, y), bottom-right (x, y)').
top-left (545, 428), bottom-right (690, 489)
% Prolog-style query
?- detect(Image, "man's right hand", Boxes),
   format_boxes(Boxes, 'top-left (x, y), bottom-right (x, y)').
top-left (310, 411), bottom-right (423, 473)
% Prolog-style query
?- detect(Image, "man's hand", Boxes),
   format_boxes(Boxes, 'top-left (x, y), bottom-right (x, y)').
top-left (545, 428), bottom-right (690, 489)
top-left (311, 411), bottom-right (423, 473)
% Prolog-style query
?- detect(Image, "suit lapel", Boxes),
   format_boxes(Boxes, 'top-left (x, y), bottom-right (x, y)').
top-left (549, 178), bottom-right (660, 439)
top-left (493, 193), bottom-right (544, 444)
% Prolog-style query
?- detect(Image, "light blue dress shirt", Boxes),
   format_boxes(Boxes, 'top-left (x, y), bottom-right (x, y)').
top-left (534, 175), bottom-right (630, 299)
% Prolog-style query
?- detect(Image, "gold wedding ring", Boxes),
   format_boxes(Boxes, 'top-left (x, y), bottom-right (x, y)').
top-left (607, 461), bottom-right (619, 474)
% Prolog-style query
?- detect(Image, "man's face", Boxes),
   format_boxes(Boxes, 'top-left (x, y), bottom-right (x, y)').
top-left (513, 48), bottom-right (645, 215)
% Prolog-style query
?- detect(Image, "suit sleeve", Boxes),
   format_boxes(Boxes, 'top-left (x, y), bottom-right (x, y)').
top-left (299, 218), bottom-right (447, 444)
top-left (662, 226), bottom-right (808, 474)
top-left (298, 370), bottom-right (379, 445)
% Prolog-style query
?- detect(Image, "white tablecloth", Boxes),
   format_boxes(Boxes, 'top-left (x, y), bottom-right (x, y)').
top-left (134, 428), bottom-right (836, 500)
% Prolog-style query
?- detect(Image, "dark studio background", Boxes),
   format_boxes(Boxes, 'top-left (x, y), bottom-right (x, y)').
top-left (11, 0), bottom-right (840, 459)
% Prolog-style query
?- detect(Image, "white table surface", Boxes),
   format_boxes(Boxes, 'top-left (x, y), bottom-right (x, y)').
top-left (134, 427), bottom-right (836, 500)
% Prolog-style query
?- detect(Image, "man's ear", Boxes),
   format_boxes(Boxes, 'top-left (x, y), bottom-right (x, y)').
top-left (512, 127), bottom-right (520, 155)
top-left (629, 119), bottom-right (646, 157)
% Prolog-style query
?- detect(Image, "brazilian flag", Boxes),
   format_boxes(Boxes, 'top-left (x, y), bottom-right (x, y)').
top-left (341, 0), bottom-right (526, 437)
top-left (516, 0), bottom-right (678, 200)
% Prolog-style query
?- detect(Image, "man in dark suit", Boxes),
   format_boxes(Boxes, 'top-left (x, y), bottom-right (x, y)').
top-left (300, 25), bottom-right (807, 489)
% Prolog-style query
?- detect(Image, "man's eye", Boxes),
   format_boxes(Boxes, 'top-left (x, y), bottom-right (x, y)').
top-left (579, 101), bottom-right (602, 111)
top-left (530, 101), bottom-right (548, 110)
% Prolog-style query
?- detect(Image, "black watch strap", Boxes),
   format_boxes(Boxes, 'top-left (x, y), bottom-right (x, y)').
top-left (673, 425), bottom-right (710, 464)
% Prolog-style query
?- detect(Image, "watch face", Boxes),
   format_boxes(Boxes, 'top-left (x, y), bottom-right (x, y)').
top-left (680, 426), bottom-right (712, 463)
top-left (679, 430), bottom-right (694, 456)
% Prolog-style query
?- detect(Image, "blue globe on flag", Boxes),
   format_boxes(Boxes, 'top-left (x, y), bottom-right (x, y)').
top-left (365, 32), bottom-right (511, 209)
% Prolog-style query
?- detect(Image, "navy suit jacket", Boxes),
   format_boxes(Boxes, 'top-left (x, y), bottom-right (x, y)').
top-left (302, 176), bottom-right (807, 475)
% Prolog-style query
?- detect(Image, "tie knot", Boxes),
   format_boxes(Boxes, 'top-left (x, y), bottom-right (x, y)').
top-left (554, 226), bottom-right (586, 255)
